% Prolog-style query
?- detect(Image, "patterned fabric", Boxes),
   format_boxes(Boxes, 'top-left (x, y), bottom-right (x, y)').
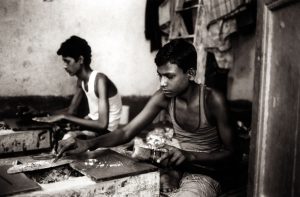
top-left (204, 18), bottom-right (236, 69)
top-left (204, 19), bottom-right (237, 52)
top-left (203, 0), bottom-right (252, 26)
top-left (167, 173), bottom-right (221, 197)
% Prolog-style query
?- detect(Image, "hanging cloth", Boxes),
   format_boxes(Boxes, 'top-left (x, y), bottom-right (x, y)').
top-left (203, 0), bottom-right (252, 27)
top-left (145, 0), bottom-right (162, 52)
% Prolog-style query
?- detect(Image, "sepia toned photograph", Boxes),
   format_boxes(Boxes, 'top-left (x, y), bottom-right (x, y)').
top-left (0, 0), bottom-right (299, 196)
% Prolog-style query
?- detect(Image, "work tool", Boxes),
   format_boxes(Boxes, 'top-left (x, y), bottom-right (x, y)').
top-left (7, 158), bottom-right (73, 174)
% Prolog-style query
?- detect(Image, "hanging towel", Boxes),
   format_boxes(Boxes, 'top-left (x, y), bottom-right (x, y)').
top-left (205, 18), bottom-right (237, 52)
top-left (203, 18), bottom-right (236, 69)
top-left (203, 0), bottom-right (252, 27)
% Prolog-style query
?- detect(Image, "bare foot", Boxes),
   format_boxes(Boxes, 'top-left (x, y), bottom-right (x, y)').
top-left (160, 170), bottom-right (183, 193)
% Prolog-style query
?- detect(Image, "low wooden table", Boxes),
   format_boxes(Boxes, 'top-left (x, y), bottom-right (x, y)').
top-left (16, 171), bottom-right (159, 197)
top-left (0, 148), bottom-right (160, 197)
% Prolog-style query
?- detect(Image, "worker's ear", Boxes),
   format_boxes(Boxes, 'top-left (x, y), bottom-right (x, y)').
top-left (78, 56), bottom-right (84, 64)
top-left (187, 68), bottom-right (196, 81)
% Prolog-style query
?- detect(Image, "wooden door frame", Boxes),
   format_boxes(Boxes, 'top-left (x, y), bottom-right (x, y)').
top-left (247, 2), bottom-right (274, 196)
top-left (248, 1), bottom-right (300, 196)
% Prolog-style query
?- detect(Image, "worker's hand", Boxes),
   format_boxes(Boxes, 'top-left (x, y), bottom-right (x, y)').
top-left (156, 145), bottom-right (187, 167)
top-left (56, 137), bottom-right (89, 157)
top-left (32, 114), bottom-right (65, 123)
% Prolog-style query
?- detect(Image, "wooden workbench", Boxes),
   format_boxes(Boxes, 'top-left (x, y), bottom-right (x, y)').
top-left (0, 129), bottom-right (51, 154)
top-left (16, 172), bottom-right (159, 197)
top-left (0, 148), bottom-right (160, 197)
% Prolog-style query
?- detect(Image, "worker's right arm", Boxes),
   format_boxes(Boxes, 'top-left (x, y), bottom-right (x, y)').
top-left (57, 90), bottom-right (169, 156)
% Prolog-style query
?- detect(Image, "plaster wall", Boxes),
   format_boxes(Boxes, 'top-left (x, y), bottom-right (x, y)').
top-left (0, 0), bottom-right (159, 97)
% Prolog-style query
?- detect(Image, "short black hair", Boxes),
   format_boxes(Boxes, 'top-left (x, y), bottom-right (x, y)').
top-left (57, 35), bottom-right (92, 66)
top-left (154, 39), bottom-right (197, 73)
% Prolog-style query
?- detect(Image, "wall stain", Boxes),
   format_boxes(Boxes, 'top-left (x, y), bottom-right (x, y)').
top-left (27, 46), bottom-right (33, 54)
top-left (0, 7), bottom-right (7, 18)
top-left (22, 60), bottom-right (32, 68)
top-left (22, 77), bottom-right (30, 83)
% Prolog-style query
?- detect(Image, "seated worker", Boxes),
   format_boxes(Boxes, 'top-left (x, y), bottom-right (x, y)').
top-left (56, 39), bottom-right (235, 197)
top-left (34, 35), bottom-right (122, 138)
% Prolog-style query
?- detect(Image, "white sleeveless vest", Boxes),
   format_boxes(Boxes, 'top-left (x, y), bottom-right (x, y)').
top-left (82, 71), bottom-right (122, 131)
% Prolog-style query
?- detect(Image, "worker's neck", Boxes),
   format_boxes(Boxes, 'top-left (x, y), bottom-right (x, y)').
top-left (177, 81), bottom-right (198, 103)
top-left (77, 67), bottom-right (92, 82)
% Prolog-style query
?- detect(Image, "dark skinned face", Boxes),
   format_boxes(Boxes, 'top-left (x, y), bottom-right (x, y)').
top-left (62, 56), bottom-right (81, 76)
top-left (157, 62), bottom-right (190, 98)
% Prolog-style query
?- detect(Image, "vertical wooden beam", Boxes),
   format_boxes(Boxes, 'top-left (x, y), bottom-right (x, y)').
top-left (249, 2), bottom-right (300, 196)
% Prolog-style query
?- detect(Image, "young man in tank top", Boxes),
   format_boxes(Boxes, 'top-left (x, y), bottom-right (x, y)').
top-left (34, 36), bottom-right (122, 139)
top-left (56, 39), bottom-right (235, 197)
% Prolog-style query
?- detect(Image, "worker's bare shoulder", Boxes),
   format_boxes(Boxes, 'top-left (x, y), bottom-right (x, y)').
top-left (205, 86), bottom-right (226, 109)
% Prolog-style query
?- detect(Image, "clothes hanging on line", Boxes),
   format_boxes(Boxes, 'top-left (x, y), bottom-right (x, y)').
top-left (204, 18), bottom-right (237, 69)
top-left (203, 0), bottom-right (252, 28)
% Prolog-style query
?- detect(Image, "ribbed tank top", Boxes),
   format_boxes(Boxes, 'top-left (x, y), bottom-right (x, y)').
top-left (168, 84), bottom-right (221, 152)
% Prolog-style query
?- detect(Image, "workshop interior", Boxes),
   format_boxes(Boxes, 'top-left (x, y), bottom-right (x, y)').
top-left (0, 0), bottom-right (300, 196)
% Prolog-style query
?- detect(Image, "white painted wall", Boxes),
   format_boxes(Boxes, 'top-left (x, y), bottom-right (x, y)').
top-left (0, 0), bottom-right (159, 96)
